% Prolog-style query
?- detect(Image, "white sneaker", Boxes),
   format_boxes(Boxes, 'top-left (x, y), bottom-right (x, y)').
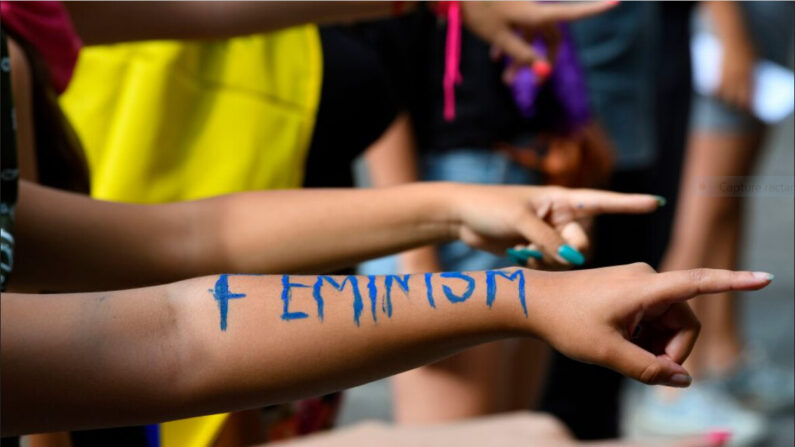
top-left (711, 350), bottom-right (795, 413)
top-left (622, 381), bottom-right (768, 447)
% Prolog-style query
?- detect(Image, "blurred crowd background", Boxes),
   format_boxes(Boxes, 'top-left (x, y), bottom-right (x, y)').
top-left (2, 1), bottom-right (793, 446)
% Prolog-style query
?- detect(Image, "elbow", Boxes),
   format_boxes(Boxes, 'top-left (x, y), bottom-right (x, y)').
top-left (146, 283), bottom-right (213, 417)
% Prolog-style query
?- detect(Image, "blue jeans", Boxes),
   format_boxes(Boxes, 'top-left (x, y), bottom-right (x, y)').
top-left (359, 149), bottom-right (539, 274)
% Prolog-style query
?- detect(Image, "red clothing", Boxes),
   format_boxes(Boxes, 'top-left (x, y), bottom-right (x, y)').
top-left (0, 0), bottom-right (81, 93)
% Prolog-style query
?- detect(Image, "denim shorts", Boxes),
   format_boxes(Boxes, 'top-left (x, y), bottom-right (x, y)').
top-left (359, 149), bottom-right (539, 274)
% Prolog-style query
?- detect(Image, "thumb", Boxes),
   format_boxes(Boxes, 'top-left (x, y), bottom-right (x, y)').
top-left (602, 334), bottom-right (693, 387)
top-left (515, 211), bottom-right (584, 266)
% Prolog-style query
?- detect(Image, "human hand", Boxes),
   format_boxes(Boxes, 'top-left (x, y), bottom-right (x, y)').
top-left (462, 0), bottom-right (616, 75)
top-left (525, 263), bottom-right (772, 387)
top-left (444, 184), bottom-right (661, 268)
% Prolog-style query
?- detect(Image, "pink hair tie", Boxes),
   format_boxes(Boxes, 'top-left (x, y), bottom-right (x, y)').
top-left (438, 1), bottom-right (462, 122)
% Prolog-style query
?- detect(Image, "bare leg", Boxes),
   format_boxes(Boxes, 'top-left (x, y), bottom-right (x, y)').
top-left (662, 129), bottom-right (764, 376)
top-left (364, 118), bottom-right (551, 423)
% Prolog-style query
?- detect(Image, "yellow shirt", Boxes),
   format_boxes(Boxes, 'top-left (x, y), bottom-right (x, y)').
top-left (61, 26), bottom-right (323, 447)
top-left (61, 26), bottom-right (322, 203)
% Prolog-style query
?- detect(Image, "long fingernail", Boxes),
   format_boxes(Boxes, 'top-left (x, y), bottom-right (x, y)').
top-left (653, 195), bottom-right (667, 207)
top-left (506, 248), bottom-right (543, 265)
top-left (666, 373), bottom-right (692, 387)
top-left (705, 430), bottom-right (732, 446)
top-left (520, 248), bottom-right (544, 260)
top-left (752, 271), bottom-right (774, 281)
top-left (557, 245), bottom-right (585, 266)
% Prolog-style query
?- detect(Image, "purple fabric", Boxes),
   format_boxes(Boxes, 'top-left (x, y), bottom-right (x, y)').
top-left (509, 24), bottom-right (591, 134)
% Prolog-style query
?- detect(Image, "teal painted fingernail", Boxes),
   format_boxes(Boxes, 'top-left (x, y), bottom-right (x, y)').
top-left (654, 195), bottom-right (667, 207)
top-left (506, 248), bottom-right (544, 265)
top-left (752, 272), bottom-right (774, 281)
top-left (507, 248), bottom-right (529, 265)
top-left (558, 244), bottom-right (585, 266)
top-left (520, 248), bottom-right (544, 260)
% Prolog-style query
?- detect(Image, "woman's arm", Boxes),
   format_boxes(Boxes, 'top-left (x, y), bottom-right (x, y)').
top-left (1, 265), bottom-right (771, 435)
top-left (10, 180), bottom-right (449, 291)
top-left (65, 1), bottom-right (616, 67)
top-left (364, 113), bottom-right (442, 273)
top-left (65, 1), bottom-right (401, 44)
top-left (10, 180), bottom-right (661, 292)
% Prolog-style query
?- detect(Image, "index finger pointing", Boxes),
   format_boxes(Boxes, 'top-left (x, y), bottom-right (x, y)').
top-left (650, 269), bottom-right (773, 306)
top-left (567, 189), bottom-right (662, 217)
top-left (531, 1), bottom-right (618, 24)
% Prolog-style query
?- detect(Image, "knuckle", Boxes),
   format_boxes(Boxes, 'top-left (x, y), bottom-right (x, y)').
top-left (692, 318), bottom-right (702, 336)
top-left (639, 361), bottom-right (664, 385)
top-left (688, 268), bottom-right (709, 284)
top-left (507, 205), bottom-right (531, 226)
top-left (531, 413), bottom-right (568, 436)
top-left (629, 262), bottom-right (655, 274)
top-left (591, 342), bottom-right (613, 364)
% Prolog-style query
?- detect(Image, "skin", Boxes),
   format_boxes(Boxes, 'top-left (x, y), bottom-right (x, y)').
top-left (9, 180), bottom-right (664, 293)
top-left (363, 54), bottom-right (615, 426)
top-left (705, 1), bottom-right (755, 111)
top-left (364, 116), bottom-right (552, 422)
top-left (272, 413), bottom-right (722, 447)
top-left (63, 1), bottom-right (617, 67)
top-left (1, 265), bottom-right (771, 435)
top-left (3, 2), bottom-right (748, 444)
top-left (3, 28), bottom-right (684, 441)
top-left (664, 131), bottom-right (763, 375)
top-left (362, 113), bottom-right (441, 275)
top-left (662, 1), bottom-right (763, 377)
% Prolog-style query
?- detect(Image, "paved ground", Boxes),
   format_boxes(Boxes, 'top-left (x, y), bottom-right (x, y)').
top-left (340, 101), bottom-right (795, 445)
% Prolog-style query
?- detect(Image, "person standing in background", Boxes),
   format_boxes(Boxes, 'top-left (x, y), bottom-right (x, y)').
top-left (540, 1), bottom-right (695, 439)
top-left (354, 3), bottom-right (613, 423)
top-left (629, 2), bottom-right (795, 444)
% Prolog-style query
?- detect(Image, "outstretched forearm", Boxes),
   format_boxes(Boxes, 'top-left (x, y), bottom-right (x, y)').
top-left (1, 269), bottom-right (533, 435)
top-left (200, 183), bottom-right (455, 275)
top-left (12, 181), bottom-right (456, 292)
top-left (3, 262), bottom-right (771, 435)
top-left (65, 1), bottom-right (411, 45)
top-left (12, 180), bottom-right (662, 292)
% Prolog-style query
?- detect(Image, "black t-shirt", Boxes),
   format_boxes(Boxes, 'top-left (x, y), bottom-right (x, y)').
top-left (349, 9), bottom-right (529, 152)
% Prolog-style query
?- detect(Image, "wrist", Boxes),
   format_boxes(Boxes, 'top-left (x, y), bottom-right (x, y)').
top-left (485, 267), bottom-right (545, 339)
top-left (406, 182), bottom-right (462, 244)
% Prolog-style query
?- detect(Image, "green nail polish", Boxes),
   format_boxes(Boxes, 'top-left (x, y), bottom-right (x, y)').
top-left (558, 245), bottom-right (585, 266)
top-left (654, 195), bottom-right (667, 207)
top-left (752, 271), bottom-right (774, 281)
top-left (520, 248), bottom-right (544, 260)
top-left (506, 248), bottom-right (544, 265)
top-left (507, 248), bottom-right (530, 265)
